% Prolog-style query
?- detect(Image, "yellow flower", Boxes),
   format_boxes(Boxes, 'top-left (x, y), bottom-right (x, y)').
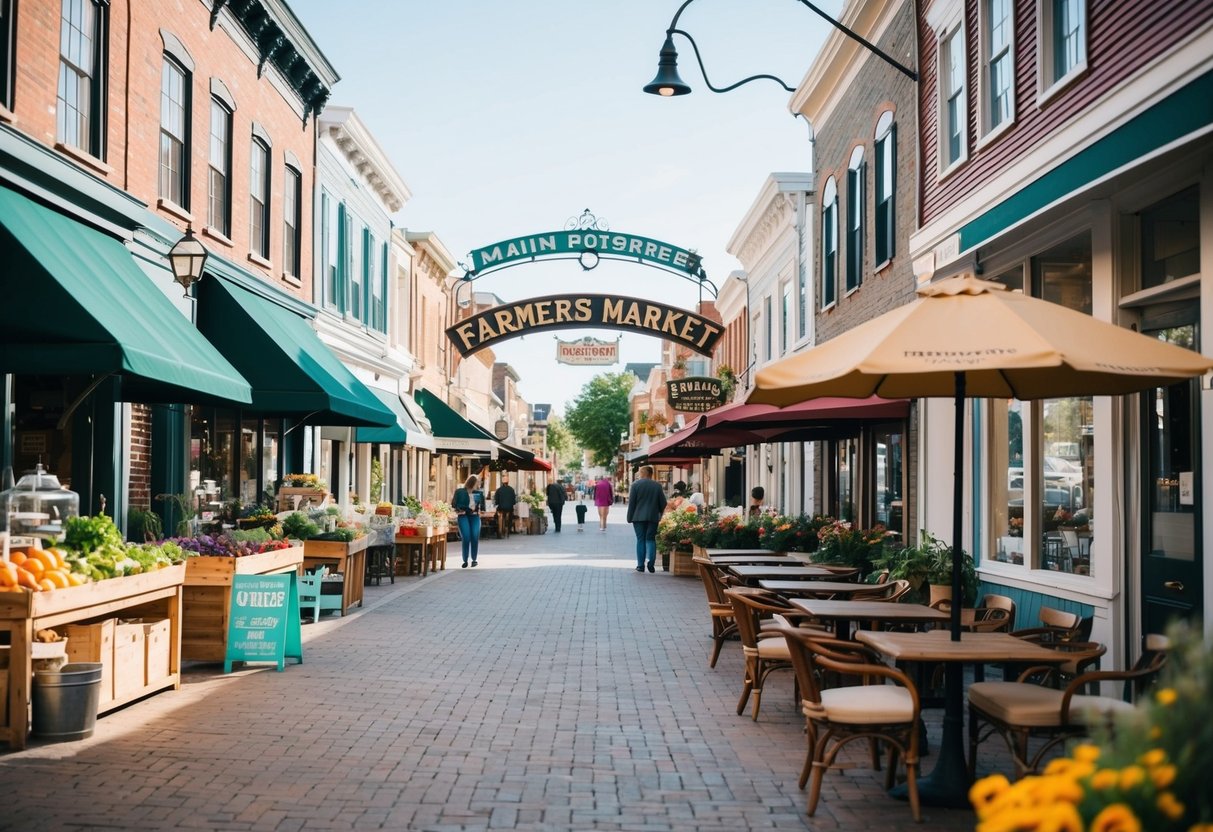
top-left (1118, 765), bottom-right (1146, 790)
top-left (1151, 764), bottom-right (1177, 789)
top-left (1157, 791), bottom-right (1185, 821)
top-left (970, 773), bottom-right (1011, 819)
top-left (1043, 758), bottom-right (1094, 781)
top-left (1090, 769), bottom-right (1120, 790)
top-left (977, 808), bottom-right (1041, 832)
top-left (1188, 825), bottom-right (1213, 832)
top-left (1073, 744), bottom-right (1102, 763)
top-left (1038, 803), bottom-right (1083, 832)
top-left (1156, 687), bottom-right (1178, 706)
top-left (1090, 804), bottom-right (1142, 832)
top-left (1138, 748), bottom-right (1166, 767)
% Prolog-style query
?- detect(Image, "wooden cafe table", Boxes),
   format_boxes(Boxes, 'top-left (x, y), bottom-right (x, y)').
top-left (727, 565), bottom-right (839, 584)
top-left (707, 554), bottom-right (806, 567)
top-left (788, 598), bottom-right (948, 638)
top-left (702, 548), bottom-right (776, 558)
top-left (757, 579), bottom-right (874, 598)
top-left (854, 629), bottom-right (1073, 807)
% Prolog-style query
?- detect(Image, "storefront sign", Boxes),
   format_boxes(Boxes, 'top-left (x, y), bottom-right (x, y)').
top-left (223, 573), bottom-right (302, 672)
top-left (556, 336), bottom-right (619, 366)
top-left (447, 294), bottom-right (723, 357)
top-left (666, 377), bottom-right (726, 412)
top-left (468, 231), bottom-right (704, 278)
top-left (494, 419), bottom-right (510, 440)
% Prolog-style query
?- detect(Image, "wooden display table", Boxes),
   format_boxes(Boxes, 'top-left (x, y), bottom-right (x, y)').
top-left (394, 529), bottom-right (447, 576)
top-left (182, 546), bottom-right (304, 661)
top-left (302, 537), bottom-right (369, 615)
top-left (0, 564), bottom-right (186, 750)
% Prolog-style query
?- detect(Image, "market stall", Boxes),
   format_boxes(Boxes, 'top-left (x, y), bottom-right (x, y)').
top-left (302, 535), bottom-right (369, 614)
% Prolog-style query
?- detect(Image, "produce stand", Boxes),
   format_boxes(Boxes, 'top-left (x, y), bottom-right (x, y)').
top-left (0, 564), bottom-right (186, 750)
top-left (394, 528), bottom-right (447, 576)
top-left (181, 546), bottom-right (304, 662)
top-left (302, 537), bottom-right (368, 615)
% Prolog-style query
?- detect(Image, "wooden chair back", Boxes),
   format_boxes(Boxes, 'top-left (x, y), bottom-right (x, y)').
top-left (979, 594), bottom-right (1016, 631)
top-left (693, 557), bottom-right (730, 607)
top-left (1039, 606), bottom-right (1081, 632)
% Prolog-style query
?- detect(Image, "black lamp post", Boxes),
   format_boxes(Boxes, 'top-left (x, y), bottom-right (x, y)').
top-left (643, 0), bottom-right (917, 99)
top-left (168, 225), bottom-right (208, 298)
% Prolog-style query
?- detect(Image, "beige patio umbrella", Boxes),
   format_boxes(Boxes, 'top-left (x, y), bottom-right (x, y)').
top-left (748, 274), bottom-right (1213, 805)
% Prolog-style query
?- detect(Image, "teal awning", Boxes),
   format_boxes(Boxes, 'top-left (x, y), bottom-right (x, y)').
top-left (0, 186), bottom-right (252, 404)
top-left (197, 277), bottom-right (395, 427)
top-left (413, 388), bottom-right (498, 454)
top-left (356, 388), bottom-right (436, 450)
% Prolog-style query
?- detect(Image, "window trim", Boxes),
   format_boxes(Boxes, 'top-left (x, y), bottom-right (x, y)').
top-left (249, 135), bottom-right (271, 261)
top-left (282, 164), bottom-right (302, 280)
top-left (937, 20), bottom-right (969, 177)
top-left (874, 112), bottom-right (896, 269)
top-left (1036, 0), bottom-right (1088, 106)
top-left (56, 0), bottom-right (108, 159)
top-left (977, 0), bottom-right (1016, 144)
top-left (158, 54), bottom-right (191, 210)
top-left (845, 145), bottom-right (865, 295)
top-left (821, 176), bottom-right (838, 311)
top-left (207, 96), bottom-right (232, 236)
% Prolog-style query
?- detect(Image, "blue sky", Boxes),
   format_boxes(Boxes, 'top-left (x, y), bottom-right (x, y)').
top-left (289, 0), bottom-right (839, 413)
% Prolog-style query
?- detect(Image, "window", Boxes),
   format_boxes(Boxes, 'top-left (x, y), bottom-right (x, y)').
top-left (159, 56), bottom-right (189, 207)
top-left (320, 191), bottom-right (341, 309)
top-left (763, 295), bottom-right (772, 362)
top-left (846, 145), bottom-right (865, 293)
top-left (346, 213), bottom-right (363, 319)
top-left (1140, 187), bottom-right (1199, 290)
top-left (821, 177), bottom-right (838, 309)
top-left (207, 98), bottom-right (231, 235)
top-left (249, 137), bottom-right (270, 259)
top-left (1042, 0), bottom-right (1086, 89)
top-left (980, 0), bottom-right (1014, 135)
top-left (939, 23), bottom-right (967, 170)
top-left (0, 0), bottom-right (14, 110)
top-left (283, 166), bottom-right (302, 279)
top-left (57, 0), bottom-right (107, 157)
top-left (780, 282), bottom-right (790, 354)
top-left (371, 240), bottom-right (388, 332)
top-left (874, 111), bottom-right (896, 267)
top-left (797, 252), bottom-right (807, 340)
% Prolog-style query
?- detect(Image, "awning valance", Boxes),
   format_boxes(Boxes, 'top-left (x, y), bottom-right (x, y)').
top-left (356, 388), bottom-right (437, 450)
top-left (0, 186), bottom-right (251, 405)
top-left (197, 276), bottom-right (395, 427)
top-left (413, 388), bottom-right (498, 455)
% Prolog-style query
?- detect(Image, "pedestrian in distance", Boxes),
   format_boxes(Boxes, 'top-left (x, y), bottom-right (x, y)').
top-left (748, 485), bottom-right (766, 519)
top-left (688, 483), bottom-right (705, 515)
top-left (453, 474), bottom-right (483, 567)
top-left (546, 479), bottom-right (567, 532)
top-left (493, 480), bottom-right (516, 540)
top-left (627, 465), bottom-right (667, 573)
top-left (594, 476), bottom-right (613, 531)
top-left (575, 496), bottom-right (588, 532)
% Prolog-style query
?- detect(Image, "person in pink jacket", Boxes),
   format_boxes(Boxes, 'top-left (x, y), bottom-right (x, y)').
top-left (593, 477), bottom-right (614, 531)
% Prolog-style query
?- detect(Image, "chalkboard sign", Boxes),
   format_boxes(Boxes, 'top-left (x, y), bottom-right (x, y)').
top-left (223, 573), bottom-right (303, 673)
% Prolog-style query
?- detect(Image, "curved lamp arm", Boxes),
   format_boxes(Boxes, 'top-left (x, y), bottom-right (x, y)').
top-left (670, 28), bottom-right (795, 94)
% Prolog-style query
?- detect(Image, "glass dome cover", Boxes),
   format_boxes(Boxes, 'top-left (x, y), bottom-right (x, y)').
top-left (2, 464), bottom-right (80, 541)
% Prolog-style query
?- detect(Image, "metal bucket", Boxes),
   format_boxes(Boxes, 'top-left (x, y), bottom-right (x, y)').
top-left (31, 662), bottom-right (103, 742)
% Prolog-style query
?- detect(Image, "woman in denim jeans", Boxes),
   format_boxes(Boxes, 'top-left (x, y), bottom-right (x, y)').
top-left (452, 474), bottom-right (482, 567)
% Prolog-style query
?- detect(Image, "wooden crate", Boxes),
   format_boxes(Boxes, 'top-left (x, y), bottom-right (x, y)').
top-left (113, 621), bottom-right (145, 701)
top-left (670, 549), bottom-right (697, 577)
top-left (181, 546), bottom-right (303, 662)
top-left (142, 619), bottom-right (171, 686)
top-left (63, 618), bottom-right (115, 710)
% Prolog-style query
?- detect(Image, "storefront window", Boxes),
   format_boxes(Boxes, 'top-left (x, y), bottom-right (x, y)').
top-left (872, 426), bottom-right (904, 539)
top-left (828, 438), bottom-right (857, 522)
top-left (1140, 186), bottom-right (1199, 289)
top-left (991, 398), bottom-right (1025, 564)
top-left (261, 420), bottom-right (281, 505)
top-left (212, 410), bottom-right (237, 501)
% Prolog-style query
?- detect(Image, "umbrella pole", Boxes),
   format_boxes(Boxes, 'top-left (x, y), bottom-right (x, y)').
top-left (951, 371), bottom-right (965, 641)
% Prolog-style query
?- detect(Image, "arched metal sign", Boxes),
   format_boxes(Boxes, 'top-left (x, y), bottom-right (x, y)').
top-left (446, 293), bottom-right (723, 358)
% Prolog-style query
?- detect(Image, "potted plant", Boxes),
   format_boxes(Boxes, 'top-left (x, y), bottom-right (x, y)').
top-left (922, 531), bottom-right (978, 606)
top-left (811, 520), bottom-right (893, 577)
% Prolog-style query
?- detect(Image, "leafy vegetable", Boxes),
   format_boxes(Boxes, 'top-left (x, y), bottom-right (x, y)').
top-left (63, 514), bottom-right (124, 555)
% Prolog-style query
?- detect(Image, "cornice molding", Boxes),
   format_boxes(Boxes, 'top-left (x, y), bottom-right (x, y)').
top-left (320, 106), bottom-right (411, 212)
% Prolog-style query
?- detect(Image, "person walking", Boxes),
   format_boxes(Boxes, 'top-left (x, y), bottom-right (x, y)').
top-left (493, 480), bottom-right (516, 540)
top-left (545, 479), bottom-right (567, 533)
top-left (593, 476), bottom-right (613, 531)
top-left (627, 465), bottom-right (667, 573)
top-left (453, 474), bottom-right (483, 567)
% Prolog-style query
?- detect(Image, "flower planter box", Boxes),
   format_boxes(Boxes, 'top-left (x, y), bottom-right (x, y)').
top-left (302, 537), bottom-right (369, 615)
top-left (181, 546), bottom-right (304, 662)
top-left (670, 548), bottom-right (697, 577)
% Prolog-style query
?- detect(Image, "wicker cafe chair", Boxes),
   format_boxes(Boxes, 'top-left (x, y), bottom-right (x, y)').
top-left (967, 635), bottom-right (1169, 778)
top-left (723, 588), bottom-right (807, 720)
top-left (693, 557), bottom-right (738, 668)
top-left (780, 626), bottom-right (922, 823)
top-left (1011, 606), bottom-right (1082, 643)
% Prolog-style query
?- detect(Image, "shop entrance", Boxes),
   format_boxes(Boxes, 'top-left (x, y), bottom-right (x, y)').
top-left (1139, 301), bottom-right (1203, 632)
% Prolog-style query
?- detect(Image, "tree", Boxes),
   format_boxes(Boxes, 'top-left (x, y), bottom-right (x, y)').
top-left (565, 372), bottom-right (634, 467)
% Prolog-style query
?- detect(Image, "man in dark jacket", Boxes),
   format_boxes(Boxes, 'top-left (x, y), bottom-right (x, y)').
top-left (545, 480), bottom-right (567, 532)
top-left (627, 465), bottom-right (668, 573)
top-left (494, 481), bottom-right (516, 539)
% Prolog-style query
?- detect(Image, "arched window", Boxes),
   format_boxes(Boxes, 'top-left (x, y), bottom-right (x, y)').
top-left (821, 176), bottom-right (838, 309)
top-left (874, 111), bottom-right (896, 266)
top-left (846, 145), bottom-right (865, 292)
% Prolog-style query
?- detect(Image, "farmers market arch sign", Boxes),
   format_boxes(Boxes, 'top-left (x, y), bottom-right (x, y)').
top-left (450, 209), bottom-right (721, 358)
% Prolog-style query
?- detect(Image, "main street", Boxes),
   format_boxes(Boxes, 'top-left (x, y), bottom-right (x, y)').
top-left (2, 512), bottom-right (981, 831)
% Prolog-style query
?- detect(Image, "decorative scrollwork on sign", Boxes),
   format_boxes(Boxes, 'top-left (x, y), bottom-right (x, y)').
top-left (565, 208), bottom-right (609, 232)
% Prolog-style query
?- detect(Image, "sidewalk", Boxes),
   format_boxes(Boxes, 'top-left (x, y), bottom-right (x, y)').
top-left (0, 508), bottom-right (985, 831)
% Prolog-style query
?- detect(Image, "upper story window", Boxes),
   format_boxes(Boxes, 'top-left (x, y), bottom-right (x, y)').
top-left (1041, 0), bottom-right (1086, 96)
top-left (780, 282), bottom-right (791, 354)
top-left (846, 145), bottom-right (865, 293)
top-left (207, 98), bottom-right (232, 236)
top-left (320, 192), bottom-right (344, 311)
top-left (797, 255), bottom-right (807, 341)
top-left (980, 0), bottom-right (1014, 136)
top-left (371, 239), bottom-right (388, 333)
top-left (57, 0), bottom-right (107, 158)
top-left (347, 214), bottom-right (364, 320)
top-left (249, 137), bottom-right (270, 260)
top-left (158, 56), bottom-right (190, 208)
top-left (821, 176), bottom-right (838, 309)
top-left (939, 22), bottom-right (968, 172)
top-left (763, 295), bottom-right (773, 362)
top-left (874, 112), bottom-right (896, 266)
top-left (0, 0), bottom-right (15, 111)
top-left (283, 165), bottom-right (302, 279)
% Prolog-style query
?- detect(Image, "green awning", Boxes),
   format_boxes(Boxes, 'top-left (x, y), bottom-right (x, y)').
top-left (413, 388), bottom-right (498, 454)
top-left (197, 276), bottom-right (396, 427)
top-left (356, 388), bottom-right (436, 450)
top-left (0, 186), bottom-right (252, 404)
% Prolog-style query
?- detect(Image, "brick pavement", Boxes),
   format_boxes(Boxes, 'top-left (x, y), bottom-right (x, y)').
top-left (0, 508), bottom-right (988, 831)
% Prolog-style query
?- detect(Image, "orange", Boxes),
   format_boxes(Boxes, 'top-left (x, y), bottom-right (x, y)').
top-left (9, 551), bottom-right (27, 567)
top-left (29, 550), bottom-right (58, 571)
top-left (15, 567), bottom-right (38, 590)
top-left (37, 578), bottom-right (55, 592)
top-left (43, 570), bottom-right (69, 589)
top-left (0, 561), bottom-right (16, 586)
top-left (23, 558), bottom-right (44, 579)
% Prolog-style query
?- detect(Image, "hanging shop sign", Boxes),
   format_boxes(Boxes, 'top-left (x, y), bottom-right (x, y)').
top-left (446, 294), bottom-right (723, 358)
top-left (556, 336), bottom-right (619, 366)
top-left (468, 230), bottom-right (704, 279)
top-left (223, 573), bottom-right (303, 672)
top-left (666, 377), bottom-right (726, 412)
